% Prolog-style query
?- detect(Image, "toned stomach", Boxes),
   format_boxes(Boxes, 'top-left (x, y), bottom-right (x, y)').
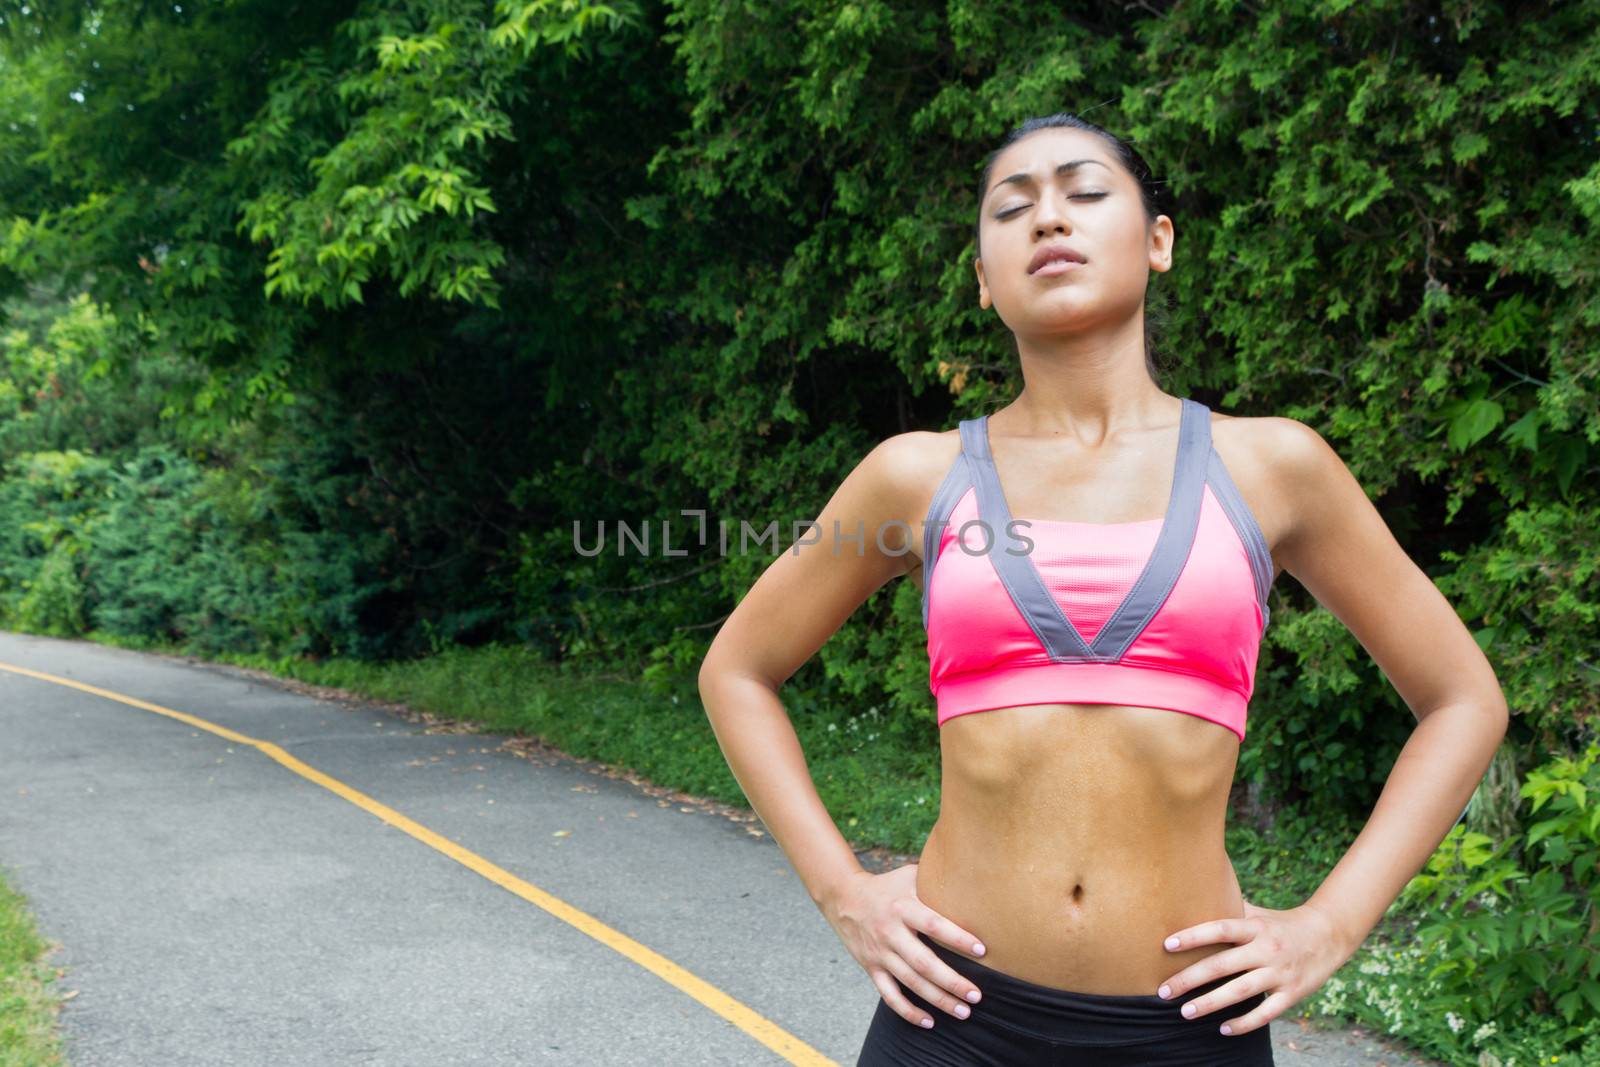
top-left (915, 700), bottom-right (1248, 996)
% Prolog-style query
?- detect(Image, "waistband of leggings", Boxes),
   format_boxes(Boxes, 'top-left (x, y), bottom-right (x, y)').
top-left (916, 931), bottom-right (1256, 1045)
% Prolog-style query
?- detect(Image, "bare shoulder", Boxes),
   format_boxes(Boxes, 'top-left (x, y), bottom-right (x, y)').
top-left (1238, 413), bottom-right (1349, 507)
top-left (1210, 410), bottom-right (1371, 578)
top-left (1215, 411), bottom-right (1334, 474)
top-left (1244, 412), bottom-right (1332, 463)
top-left (868, 428), bottom-right (964, 494)
top-left (865, 428), bottom-right (964, 570)
top-left (1204, 409), bottom-right (1321, 576)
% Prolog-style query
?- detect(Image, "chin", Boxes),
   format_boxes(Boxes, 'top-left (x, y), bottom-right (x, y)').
top-left (1015, 301), bottom-right (1101, 334)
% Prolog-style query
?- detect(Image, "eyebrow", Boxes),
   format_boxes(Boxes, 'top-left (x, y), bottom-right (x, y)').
top-left (988, 159), bottom-right (1113, 201)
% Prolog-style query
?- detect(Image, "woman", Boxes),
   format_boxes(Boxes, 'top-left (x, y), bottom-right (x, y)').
top-left (697, 113), bottom-right (1508, 1066)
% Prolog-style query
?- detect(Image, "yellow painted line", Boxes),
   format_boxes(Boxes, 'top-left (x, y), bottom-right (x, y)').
top-left (0, 660), bottom-right (839, 1066)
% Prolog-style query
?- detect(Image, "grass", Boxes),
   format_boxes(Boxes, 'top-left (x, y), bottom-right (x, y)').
top-left (0, 865), bottom-right (68, 1067)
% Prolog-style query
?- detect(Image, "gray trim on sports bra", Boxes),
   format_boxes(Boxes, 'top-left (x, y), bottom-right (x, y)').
top-left (919, 397), bottom-right (1275, 642)
top-left (958, 397), bottom-right (1208, 662)
top-left (1204, 447), bottom-right (1276, 631)
top-left (920, 448), bottom-right (974, 629)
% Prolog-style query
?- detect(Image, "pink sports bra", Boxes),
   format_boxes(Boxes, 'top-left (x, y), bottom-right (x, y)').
top-left (922, 398), bottom-right (1274, 742)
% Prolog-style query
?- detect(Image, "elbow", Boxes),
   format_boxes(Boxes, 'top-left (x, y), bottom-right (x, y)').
top-left (697, 627), bottom-right (729, 691)
top-left (1483, 686), bottom-right (1510, 734)
top-left (1475, 693), bottom-right (1511, 753)
top-left (697, 647), bottom-right (741, 702)
top-left (698, 648), bottom-right (780, 705)
top-left (1416, 692), bottom-right (1510, 743)
top-left (697, 651), bottom-right (719, 700)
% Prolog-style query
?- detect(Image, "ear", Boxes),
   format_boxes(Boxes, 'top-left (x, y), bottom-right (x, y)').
top-left (975, 257), bottom-right (991, 309)
top-left (1148, 215), bottom-right (1175, 275)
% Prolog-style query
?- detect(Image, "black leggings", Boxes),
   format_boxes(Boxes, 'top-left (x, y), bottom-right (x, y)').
top-left (856, 932), bottom-right (1275, 1066)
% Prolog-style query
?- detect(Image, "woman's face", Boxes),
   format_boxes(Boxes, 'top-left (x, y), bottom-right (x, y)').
top-left (975, 127), bottom-right (1173, 339)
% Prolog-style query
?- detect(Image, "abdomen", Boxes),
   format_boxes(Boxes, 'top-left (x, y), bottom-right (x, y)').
top-left (914, 701), bottom-right (1247, 995)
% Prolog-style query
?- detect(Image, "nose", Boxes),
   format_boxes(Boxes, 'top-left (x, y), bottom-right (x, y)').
top-left (1032, 190), bottom-right (1072, 236)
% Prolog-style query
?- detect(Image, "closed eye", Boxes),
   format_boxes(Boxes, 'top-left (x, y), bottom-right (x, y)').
top-left (995, 192), bottom-right (1108, 220)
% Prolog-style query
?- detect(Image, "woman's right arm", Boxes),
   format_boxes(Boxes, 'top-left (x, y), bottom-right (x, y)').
top-left (696, 433), bottom-right (987, 1028)
top-left (697, 435), bottom-right (917, 909)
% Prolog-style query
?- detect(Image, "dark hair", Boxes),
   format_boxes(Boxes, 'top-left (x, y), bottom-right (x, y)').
top-left (973, 113), bottom-right (1175, 384)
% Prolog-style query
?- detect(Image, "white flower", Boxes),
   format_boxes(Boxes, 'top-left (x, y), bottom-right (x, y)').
top-left (1445, 1011), bottom-right (1465, 1033)
top-left (1471, 1021), bottom-right (1497, 1045)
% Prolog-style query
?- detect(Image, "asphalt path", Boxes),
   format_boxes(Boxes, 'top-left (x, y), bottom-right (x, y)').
top-left (0, 632), bottom-right (1444, 1066)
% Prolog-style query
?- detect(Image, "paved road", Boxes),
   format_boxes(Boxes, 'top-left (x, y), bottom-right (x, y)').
top-left (0, 632), bottom-right (1444, 1065)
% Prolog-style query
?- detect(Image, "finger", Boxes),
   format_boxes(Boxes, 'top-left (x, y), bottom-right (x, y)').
top-left (898, 927), bottom-right (983, 1007)
top-left (900, 931), bottom-right (984, 1011)
top-left (917, 908), bottom-right (988, 962)
top-left (901, 904), bottom-right (984, 1005)
top-left (1163, 916), bottom-right (1261, 953)
top-left (1171, 971), bottom-right (1272, 1022)
top-left (884, 949), bottom-right (974, 1022)
top-left (1217, 989), bottom-right (1289, 1037)
top-left (1157, 945), bottom-right (1262, 1001)
top-left (869, 968), bottom-right (935, 1030)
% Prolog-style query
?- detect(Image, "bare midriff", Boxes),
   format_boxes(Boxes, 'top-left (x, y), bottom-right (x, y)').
top-left (915, 700), bottom-right (1247, 996)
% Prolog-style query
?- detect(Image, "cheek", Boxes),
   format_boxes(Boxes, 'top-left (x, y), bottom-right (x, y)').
top-left (988, 228), bottom-right (1030, 270)
top-left (1087, 231), bottom-right (1150, 286)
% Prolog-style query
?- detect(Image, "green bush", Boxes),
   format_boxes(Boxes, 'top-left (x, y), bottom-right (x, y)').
top-left (13, 529), bottom-right (86, 636)
top-left (1395, 742), bottom-right (1600, 1057)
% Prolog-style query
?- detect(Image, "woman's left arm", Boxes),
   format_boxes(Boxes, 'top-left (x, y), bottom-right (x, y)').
top-left (1156, 415), bottom-right (1509, 1035)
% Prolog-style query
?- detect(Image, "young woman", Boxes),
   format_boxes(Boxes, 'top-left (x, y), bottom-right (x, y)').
top-left (697, 113), bottom-right (1508, 1066)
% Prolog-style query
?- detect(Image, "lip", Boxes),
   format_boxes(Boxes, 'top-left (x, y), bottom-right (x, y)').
top-left (1033, 259), bottom-right (1083, 277)
top-left (1028, 243), bottom-right (1088, 274)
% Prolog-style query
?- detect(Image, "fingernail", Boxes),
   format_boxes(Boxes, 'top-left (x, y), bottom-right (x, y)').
top-left (1220, 1024), bottom-right (1233, 1035)
top-left (1164, 936), bottom-right (1180, 950)
top-left (972, 942), bottom-right (985, 956)
top-left (954, 1004), bottom-right (970, 1019)
top-left (920, 1017), bottom-right (933, 1029)
top-left (966, 990), bottom-right (981, 1004)
top-left (1157, 985), bottom-right (1171, 999)
top-left (1181, 1003), bottom-right (1196, 1018)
